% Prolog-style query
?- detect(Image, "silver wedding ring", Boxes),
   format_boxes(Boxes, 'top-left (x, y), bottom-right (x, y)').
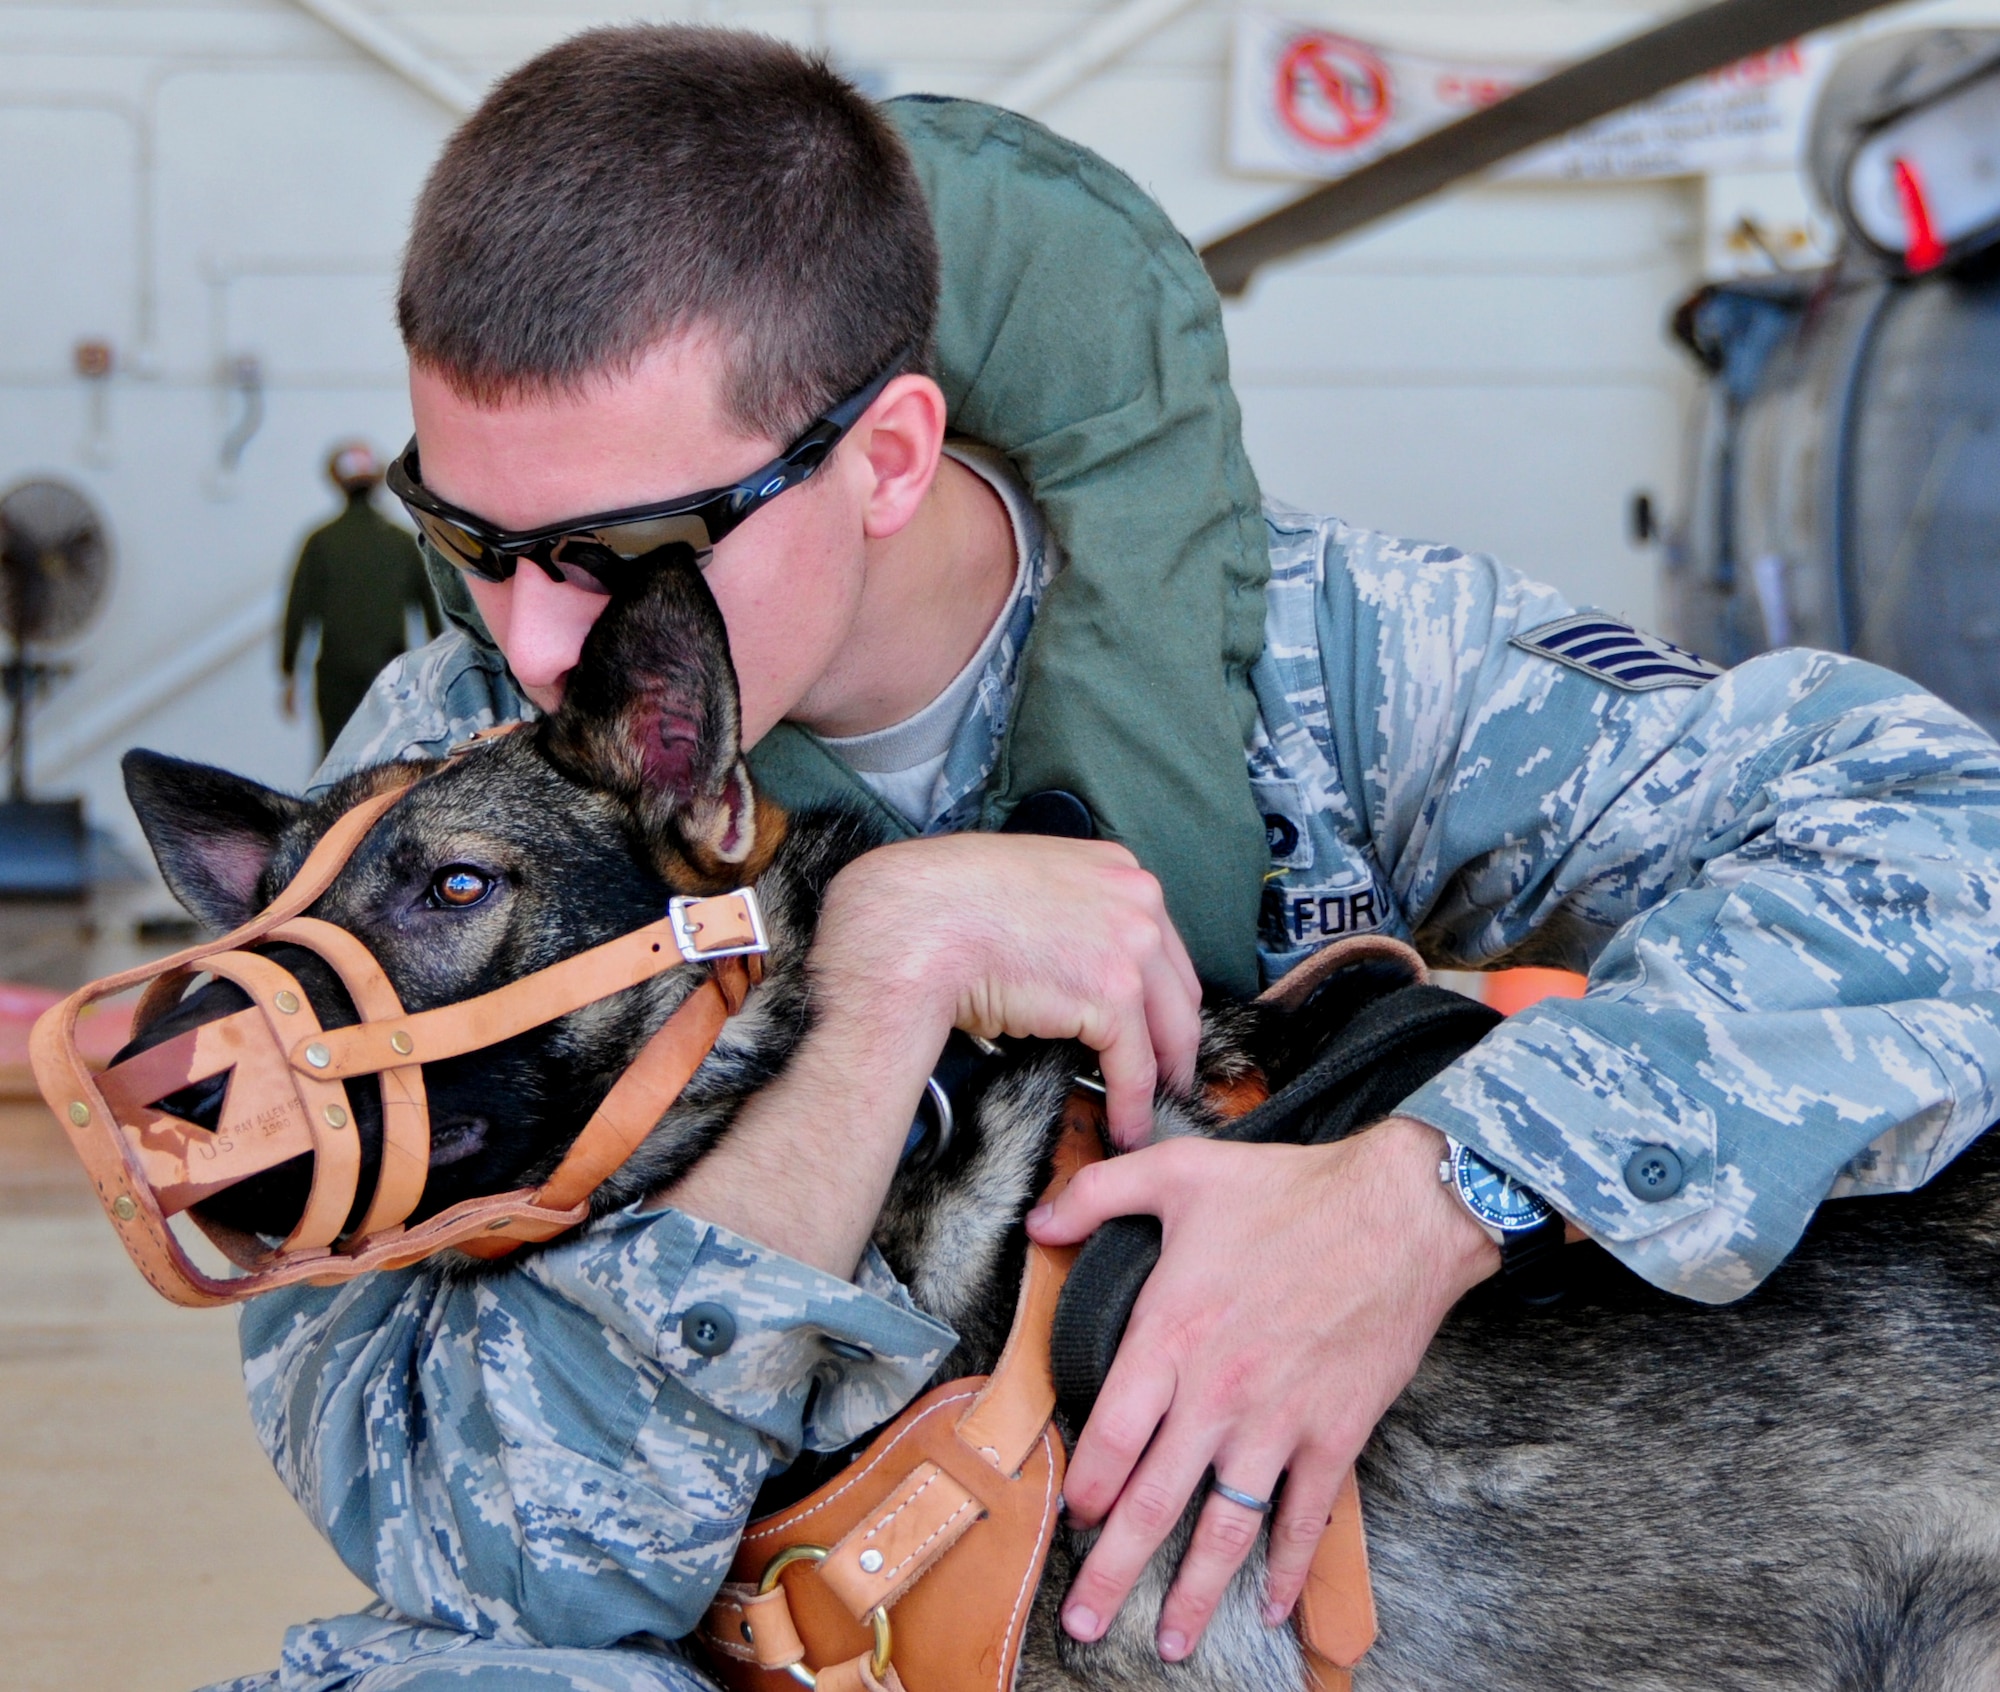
top-left (1209, 1480), bottom-right (1273, 1514)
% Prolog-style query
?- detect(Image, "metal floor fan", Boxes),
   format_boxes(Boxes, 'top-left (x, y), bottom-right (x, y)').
top-left (0, 478), bottom-right (112, 896)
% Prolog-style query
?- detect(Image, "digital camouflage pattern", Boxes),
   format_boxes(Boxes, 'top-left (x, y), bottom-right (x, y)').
top-left (210, 498), bottom-right (2000, 1688)
top-left (206, 1617), bottom-right (716, 1692)
top-left (319, 614), bottom-right (530, 777)
top-left (210, 1214), bottom-right (949, 1691)
top-left (922, 443), bottom-right (1057, 837)
top-left (1253, 502), bottom-right (2000, 1301)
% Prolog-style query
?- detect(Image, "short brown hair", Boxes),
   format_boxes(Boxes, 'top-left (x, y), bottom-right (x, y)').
top-left (398, 26), bottom-right (938, 440)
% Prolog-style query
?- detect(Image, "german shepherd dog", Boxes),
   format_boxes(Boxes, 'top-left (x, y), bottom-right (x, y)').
top-left (120, 566), bottom-right (2000, 1692)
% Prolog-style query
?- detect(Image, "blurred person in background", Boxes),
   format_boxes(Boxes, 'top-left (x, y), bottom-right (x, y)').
top-left (280, 441), bottom-right (441, 754)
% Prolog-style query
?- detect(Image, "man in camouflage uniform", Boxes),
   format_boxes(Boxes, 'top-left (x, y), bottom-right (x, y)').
top-left (209, 28), bottom-right (2000, 1692)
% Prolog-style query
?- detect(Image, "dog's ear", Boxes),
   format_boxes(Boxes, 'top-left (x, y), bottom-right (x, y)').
top-left (541, 563), bottom-right (780, 887)
top-left (122, 750), bottom-right (305, 932)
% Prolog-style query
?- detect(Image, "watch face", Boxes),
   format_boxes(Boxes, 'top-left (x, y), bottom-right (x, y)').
top-left (1452, 1145), bottom-right (1553, 1232)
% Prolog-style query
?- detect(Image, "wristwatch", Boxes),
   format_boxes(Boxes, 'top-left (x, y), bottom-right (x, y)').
top-left (1438, 1137), bottom-right (1567, 1306)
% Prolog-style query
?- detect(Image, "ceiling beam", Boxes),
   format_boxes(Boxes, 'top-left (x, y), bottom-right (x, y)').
top-left (991, 0), bottom-right (1206, 116)
top-left (286, 0), bottom-right (479, 115)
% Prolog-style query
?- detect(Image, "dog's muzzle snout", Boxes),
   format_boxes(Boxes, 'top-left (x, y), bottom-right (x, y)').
top-left (30, 771), bottom-right (767, 1308)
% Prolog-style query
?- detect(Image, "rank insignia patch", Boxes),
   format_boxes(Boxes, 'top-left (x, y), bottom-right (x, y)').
top-left (1511, 614), bottom-right (1723, 691)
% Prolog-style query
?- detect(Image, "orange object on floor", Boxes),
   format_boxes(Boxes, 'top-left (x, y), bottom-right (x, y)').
top-left (1483, 968), bottom-right (1587, 1017)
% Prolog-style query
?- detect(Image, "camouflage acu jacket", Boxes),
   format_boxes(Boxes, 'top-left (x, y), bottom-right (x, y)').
top-left (237, 503), bottom-right (2000, 1676)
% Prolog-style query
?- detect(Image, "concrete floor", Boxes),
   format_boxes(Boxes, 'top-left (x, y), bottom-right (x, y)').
top-left (1, 879), bottom-right (374, 1692)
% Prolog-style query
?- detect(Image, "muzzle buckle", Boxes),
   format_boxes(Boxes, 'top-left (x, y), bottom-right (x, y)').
top-left (669, 890), bottom-right (769, 960)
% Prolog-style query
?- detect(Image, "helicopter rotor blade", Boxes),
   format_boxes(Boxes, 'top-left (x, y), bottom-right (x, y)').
top-left (1200, 0), bottom-right (1901, 296)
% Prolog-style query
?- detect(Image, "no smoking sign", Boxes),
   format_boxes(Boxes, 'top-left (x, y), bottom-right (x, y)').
top-left (1276, 32), bottom-right (1392, 151)
top-left (1230, 14), bottom-right (1526, 179)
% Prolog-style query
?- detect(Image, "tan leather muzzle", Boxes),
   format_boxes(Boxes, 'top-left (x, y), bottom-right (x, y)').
top-left (29, 767), bottom-right (769, 1308)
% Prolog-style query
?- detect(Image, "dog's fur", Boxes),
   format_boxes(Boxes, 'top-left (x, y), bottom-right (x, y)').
top-left (121, 567), bottom-right (2000, 1691)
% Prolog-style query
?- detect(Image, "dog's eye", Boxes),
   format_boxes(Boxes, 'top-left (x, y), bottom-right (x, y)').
top-left (430, 866), bottom-right (493, 909)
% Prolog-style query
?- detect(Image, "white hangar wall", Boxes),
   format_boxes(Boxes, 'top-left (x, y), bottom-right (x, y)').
top-left (0, 10), bottom-right (452, 862)
top-left (0, 0), bottom-right (1993, 865)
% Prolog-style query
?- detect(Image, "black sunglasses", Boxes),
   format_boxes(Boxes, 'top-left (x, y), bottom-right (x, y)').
top-left (386, 349), bottom-right (912, 597)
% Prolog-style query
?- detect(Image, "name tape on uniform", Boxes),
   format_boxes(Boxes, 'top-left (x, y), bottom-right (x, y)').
top-left (1262, 879), bottom-right (1384, 949)
top-left (1510, 615), bottom-right (1723, 693)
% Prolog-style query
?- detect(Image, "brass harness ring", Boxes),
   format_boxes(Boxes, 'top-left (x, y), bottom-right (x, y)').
top-left (756, 1543), bottom-right (894, 1686)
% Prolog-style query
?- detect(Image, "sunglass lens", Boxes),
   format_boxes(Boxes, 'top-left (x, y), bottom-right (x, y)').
top-left (590, 515), bottom-right (715, 560)
top-left (413, 509), bottom-right (512, 583)
top-left (549, 558), bottom-right (615, 596)
top-left (542, 539), bottom-right (621, 596)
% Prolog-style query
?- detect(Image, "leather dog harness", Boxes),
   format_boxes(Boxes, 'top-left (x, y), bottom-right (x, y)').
top-left (693, 938), bottom-right (1426, 1691)
top-left (29, 761), bottom-right (770, 1308)
top-left (696, 1082), bottom-right (1379, 1692)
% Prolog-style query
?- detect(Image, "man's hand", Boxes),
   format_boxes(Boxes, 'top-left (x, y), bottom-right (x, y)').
top-left (1025, 1116), bottom-right (1498, 1660)
top-left (662, 833), bottom-right (1201, 1275)
top-left (818, 834), bottom-right (1203, 1144)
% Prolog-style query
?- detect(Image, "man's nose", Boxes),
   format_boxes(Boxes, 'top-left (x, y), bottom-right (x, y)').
top-left (503, 562), bottom-right (609, 692)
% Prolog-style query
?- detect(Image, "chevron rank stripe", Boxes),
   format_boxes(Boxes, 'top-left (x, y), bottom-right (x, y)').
top-left (1510, 614), bottom-right (1724, 692)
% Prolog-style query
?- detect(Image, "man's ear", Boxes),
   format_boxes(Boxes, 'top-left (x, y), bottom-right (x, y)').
top-left (122, 750), bottom-right (305, 932)
top-left (859, 373), bottom-right (948, 544)
top-left (540, 562), bottom-right (780, 887)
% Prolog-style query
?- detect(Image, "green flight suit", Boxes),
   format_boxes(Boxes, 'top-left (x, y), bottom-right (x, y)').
top-left (282, 494), bottom-right (442, 752)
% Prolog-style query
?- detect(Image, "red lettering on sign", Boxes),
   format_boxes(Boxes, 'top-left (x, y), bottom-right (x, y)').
top-left (1276, 32), bottom-right (1392, 151)
top-left (1435, 72), bottom-right (1518, 109)
top-left (1709, 42), bottom-right (1804, 87)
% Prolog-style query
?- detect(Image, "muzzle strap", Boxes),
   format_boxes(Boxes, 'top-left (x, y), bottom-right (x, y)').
top-left (94, 1006), bottom-right (316, 1215)
top-left (267, 916), bottom-right (431, 1240)
top-left (199, 948), bottom-right (361, 1255)
top-left (456, 952), bottom-right (753, 1262)
top-left (126, 778), bottom-right (421, 1034)
top-left (290, 901), bottom-right (758, 1080)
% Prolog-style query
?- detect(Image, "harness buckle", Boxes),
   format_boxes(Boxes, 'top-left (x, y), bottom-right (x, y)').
top-left (669, 888), bottom-right (770, 961)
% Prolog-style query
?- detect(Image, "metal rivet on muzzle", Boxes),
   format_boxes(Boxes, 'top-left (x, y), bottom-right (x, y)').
top-left (390, 1031), bottom-right (414, 1056)
top-left (304, 1042), bottom-right (331, 1069)
top-left (324, 1105), bottom-right (349, 1129)
top-left (111, 1195), bottom-right (137, 1221)
top-left (67, 1101), bottom-right (90, 1126)
top-left (275, 990), bottom-right (300, 1014)
top-left (859, 1549), bottom-right (885, 1574)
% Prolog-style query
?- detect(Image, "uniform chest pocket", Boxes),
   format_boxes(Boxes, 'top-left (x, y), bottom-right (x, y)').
top-left (1253, 779), bottom-right (1315, 871)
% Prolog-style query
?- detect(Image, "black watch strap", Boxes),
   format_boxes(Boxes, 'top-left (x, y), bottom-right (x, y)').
top-left (1498, 1212), bottom-right (1567, 1307)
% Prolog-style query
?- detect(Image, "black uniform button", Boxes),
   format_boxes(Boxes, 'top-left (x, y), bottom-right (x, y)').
top-left (681, 1302), bottom-right (737, 1357)
top-left (825, 1339), bottom-right (874, 1364)
top-left (1623, 1144), bottom-right (1685, 1202)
